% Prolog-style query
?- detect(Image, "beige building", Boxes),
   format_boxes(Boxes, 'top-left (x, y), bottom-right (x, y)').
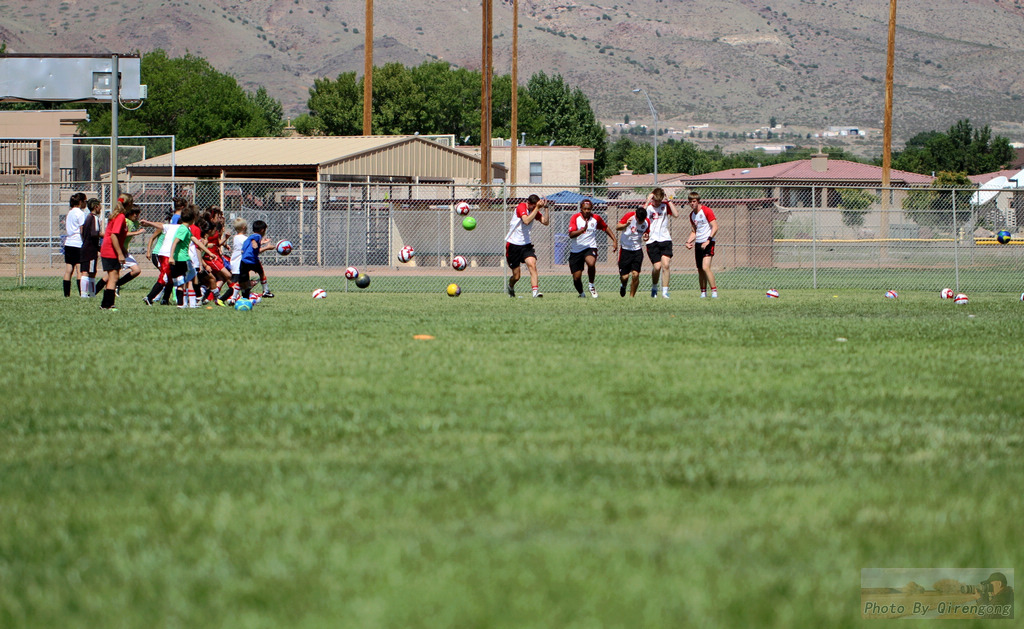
top-left (0, 109), bottom-right (89, 180)
top-left (126, 135), bottom-right (505, 186)
top-left (457, 143), bottom-right (596, 186)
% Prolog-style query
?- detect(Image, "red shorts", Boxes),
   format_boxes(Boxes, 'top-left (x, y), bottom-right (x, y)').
top-left (157, 255), bottom-right (171, 285)
top-left (204, 256), bottom-right (225, 272)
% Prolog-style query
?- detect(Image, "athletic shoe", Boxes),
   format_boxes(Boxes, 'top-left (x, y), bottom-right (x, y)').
top-left (662, 289), bottom-right (670, 299)
top-left (216, 299), bottom-right (227, 307)
top-left (589, 286), bottom-right (598, 298)
top-left (533, 292), bottom-right (543, 298)
top-left (651, 286), bottom-right (658, 298)
top-left (700, 292), bottom-right (707, 298)
top-left (620, 283), bottom-right (627, 297)
top-left (507, 284), bottom-right (516, 298)
top-left (262, 291), bottom-right (275, 298)
top-left (578, 293), bottom-right (587, 298)
top-left (711, 291), bottom-right (718, 298)
top-left (101, 307), bottom-right (118, 311)
top-left (142, 296), bottom-right (154, 306)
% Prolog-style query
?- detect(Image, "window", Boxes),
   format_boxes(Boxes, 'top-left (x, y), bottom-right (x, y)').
top-left (529, 162), bottom-right (543, 184)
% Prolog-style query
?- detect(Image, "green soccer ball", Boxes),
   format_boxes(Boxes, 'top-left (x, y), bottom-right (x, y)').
top-left (462, 216), bottom-right (477, 231)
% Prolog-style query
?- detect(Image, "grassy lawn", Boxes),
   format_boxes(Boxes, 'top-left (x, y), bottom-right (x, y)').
top-left (0, 287), bottom-right (1021, 628)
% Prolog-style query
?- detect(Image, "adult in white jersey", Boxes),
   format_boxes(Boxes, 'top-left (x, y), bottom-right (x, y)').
top-left (504, 194), bottom-right (550, 298)
top-left (644, 187), bottom-right (678, 298)
top-left (684, 191), bottom-right (719, 298)
top-left (567, 199), bottom-right (617, 297)
top-left (614, 206), bottom-right (650, 297)
top-left (62, 192), bottom-right (88, 297)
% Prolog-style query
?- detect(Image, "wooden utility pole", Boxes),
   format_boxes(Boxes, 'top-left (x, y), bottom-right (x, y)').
top-left (509, 0), bottom-right (519, 191)
top-left (363, 0), bottom-right (374, 135)
top-left (880, 0), bottom-right (897, 248)
top-left (481, 0), bottom-right (493, 186)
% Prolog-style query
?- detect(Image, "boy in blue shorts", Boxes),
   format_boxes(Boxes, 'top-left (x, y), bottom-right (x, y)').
top-left (239, 220), bottom-right (276, 299)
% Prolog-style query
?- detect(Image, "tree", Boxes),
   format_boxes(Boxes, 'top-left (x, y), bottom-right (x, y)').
top-left (892, 120), bottom-right (1013, 175)
top-left (78, 50), bottom-right (285, 149)
top-left (836, 188), bottom-right (875, 228)
top-left (769, 116), bottom-right (777, 129)
top-left (299, 63), bottom-right (607, 174)
top-left (902, 171), bottom-right (974, 231)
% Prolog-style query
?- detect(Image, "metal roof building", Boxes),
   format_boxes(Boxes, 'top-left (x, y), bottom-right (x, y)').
top-left (125, 135), bottom-right (506, 183)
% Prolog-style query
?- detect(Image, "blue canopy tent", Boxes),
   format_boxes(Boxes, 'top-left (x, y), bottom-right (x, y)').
top-left (544, 190), bottom-right (607, 206)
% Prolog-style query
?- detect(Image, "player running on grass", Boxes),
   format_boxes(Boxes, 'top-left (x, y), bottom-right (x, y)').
top-left (505, 194), bottom-right (550, 298)
top-left (567, 199), bottom-right (617, 298)
top-left (615, 206), bottom-right (650, 297)
top-left (684, 192), bottom-right (719, 298)
top-left (645, 188), bottom-right (678, 298)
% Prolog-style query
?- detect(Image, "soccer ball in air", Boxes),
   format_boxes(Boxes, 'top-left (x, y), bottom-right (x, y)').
top-left (398, 246), bottom-right (415, 263)
top-left (997, 230), bottom-right (1011, 244)
top-left (447, 283), bottom-right (461, 297)
top-left (462, 216), bottom-right (477, 231)
top-left (885, 290), bottom-right (898, 299)
top-left (234, 298), bottom-right (253, 311)
top-left (276, 240), bottom-right (292, 256)
top-left (452, 255), bottom-right (468, 271)
top-left (355, 273), bottom-right (371, 289)
top-left (344, 267), bottom-right (359, 280)
top-left (766, 289), bottom-right (780, 298)
top-left (940, 288), bottom-right (954, 299)
top-left (312, 289), bottom-right (327, 299)
top-left (954, 293), bottom-right (969, 305)
top-left (456, 202), bottom-right (471, 216)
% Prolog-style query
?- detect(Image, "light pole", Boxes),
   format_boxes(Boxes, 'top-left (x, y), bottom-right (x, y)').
top-left (632, 87), bottom-right (658, 185)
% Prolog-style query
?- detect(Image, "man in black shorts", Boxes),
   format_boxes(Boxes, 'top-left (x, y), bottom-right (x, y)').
top-left (567, 199), bottom-right (617, 297)
top-left (644, 188), bottom-right (678, 298)
top-left (615, 207), bottom-right (650, 297)
top-left (62, 193), bottom-right (87, 297)
top-left (504, 194), bottom-right (550, 298)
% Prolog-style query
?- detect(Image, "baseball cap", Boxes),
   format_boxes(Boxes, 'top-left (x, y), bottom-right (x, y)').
top-left (982, 572), bottom-right (1007, 585)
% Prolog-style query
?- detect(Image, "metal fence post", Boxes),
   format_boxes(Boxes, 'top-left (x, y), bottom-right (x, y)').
top-left (811, 185), bottom-right (818, 289)
top-left (952, 190), bottom-right (960, 291)
top-left (346, 183), bottom-right (352, 293)
top-left (18, 177), bottom-right (27, 286)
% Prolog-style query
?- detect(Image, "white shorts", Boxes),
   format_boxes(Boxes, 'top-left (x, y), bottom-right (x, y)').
top-left (122, 254), bottom-right (138, 269)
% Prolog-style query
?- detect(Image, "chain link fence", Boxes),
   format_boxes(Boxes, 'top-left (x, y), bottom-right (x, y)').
top-left (3, 179), bottom-right (1023, 293)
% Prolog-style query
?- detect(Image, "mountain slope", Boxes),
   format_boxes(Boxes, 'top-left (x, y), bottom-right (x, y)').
top-left (2, 0), bottom-right (1023, 142)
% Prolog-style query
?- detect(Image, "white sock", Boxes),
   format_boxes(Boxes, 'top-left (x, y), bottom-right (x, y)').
top-left (80, 277), bottom-right (89, 296)
top-left (261, 280), bottom-right (269, 294)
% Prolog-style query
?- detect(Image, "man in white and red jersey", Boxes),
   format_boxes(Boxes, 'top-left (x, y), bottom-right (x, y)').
top-left (567, 199), bottom-right (617, 298)
top-left (644, 187), bottom-right (678, 298)
top-left (505, 193), bottom-right (550, 298)
top-left (684, 191), bottom-right (719, 298)
top-left (615, 206), bottom-right (650, 297)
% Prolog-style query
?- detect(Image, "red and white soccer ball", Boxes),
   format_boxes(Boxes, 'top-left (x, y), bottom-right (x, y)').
top-left (398, 246), bottom-right (415, 263)
top-left (344, 267), bottom-right (359, 280)
top-left (452, 255), bottom-right (468, 271)
top-left (276, 240), bottom-right (292, 256)
top-left (766, 289), bottom-right (780, 298)
top-left (455, 202), bottom-right (471, 216)
top-left (940, 288), bottom-right (954, 299)
top-left (954, 293), bottom-right (969, 305)
top-left (312, 288), bottom-right (327, 299)
top-left (885, 290), bottom-right (898, 299)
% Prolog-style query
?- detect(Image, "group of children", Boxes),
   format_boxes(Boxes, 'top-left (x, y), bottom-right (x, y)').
top-left (62, 195), bottom-right (276, 311)
top-left (504, 188), bottom-right (720, 299)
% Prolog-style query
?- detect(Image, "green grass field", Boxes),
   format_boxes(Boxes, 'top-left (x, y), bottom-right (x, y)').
top-left (1, 286), bottom-right (1021, 628)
